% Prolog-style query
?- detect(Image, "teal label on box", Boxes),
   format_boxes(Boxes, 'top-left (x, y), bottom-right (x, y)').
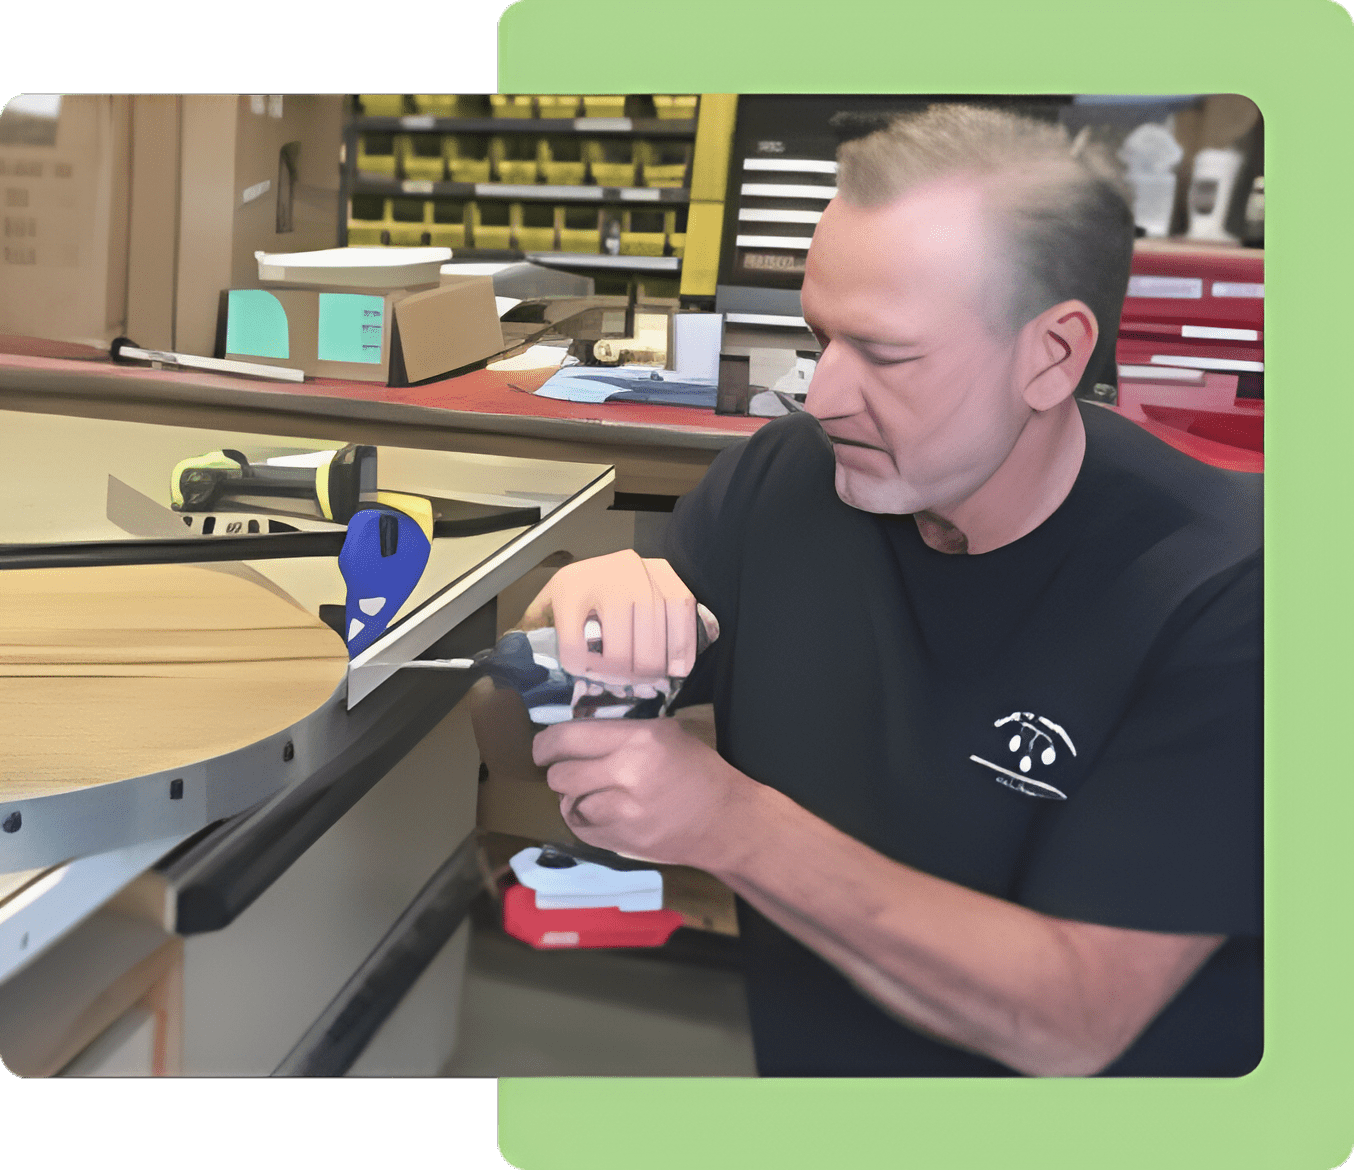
top-left (225, 289), bottom-right (289, 358)
top-left (318, 293), bottom-right (385, 364)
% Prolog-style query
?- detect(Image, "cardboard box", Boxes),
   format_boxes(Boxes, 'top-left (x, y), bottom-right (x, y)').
top-left (0, 94), bottom-right (343, 353)
top-left (174, 95), bottom-right (346, 356)
top-left (0, 95), bottom-right (132, 346)
top-left (223, 273), bottom-right (504, 385)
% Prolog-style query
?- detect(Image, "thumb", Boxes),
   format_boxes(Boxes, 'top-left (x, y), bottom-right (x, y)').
top-left (519, 583), bottom-right (556, 632)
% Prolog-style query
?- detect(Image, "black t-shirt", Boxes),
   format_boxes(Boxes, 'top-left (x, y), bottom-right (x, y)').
top-left (665, 402), bottom-right (1262, 1077)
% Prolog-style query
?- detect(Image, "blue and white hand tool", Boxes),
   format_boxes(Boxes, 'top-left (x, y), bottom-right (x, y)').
top-left (336, 493), bottom-right (434, 657)
top-left (393, 605), bottom-right (718, 722)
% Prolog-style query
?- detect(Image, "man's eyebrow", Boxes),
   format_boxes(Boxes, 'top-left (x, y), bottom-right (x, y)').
top-left (848, 334), bottom-right (923, 350)
top-left (804, 319), bottom-right (922, 350)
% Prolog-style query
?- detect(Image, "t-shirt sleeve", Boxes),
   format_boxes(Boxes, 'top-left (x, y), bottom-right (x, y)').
top-left (1015, 556), bottom-right (1262, 937)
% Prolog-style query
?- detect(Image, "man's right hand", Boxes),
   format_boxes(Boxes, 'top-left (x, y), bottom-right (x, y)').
top-left (520, 549), bottom-right (714, 685)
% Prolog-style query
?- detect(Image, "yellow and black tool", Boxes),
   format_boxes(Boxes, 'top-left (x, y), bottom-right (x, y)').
top-left (170, 444), bottom-right (377, 523)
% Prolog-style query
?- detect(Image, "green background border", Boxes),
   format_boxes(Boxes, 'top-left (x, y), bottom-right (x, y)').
top-left (0, 0), bottom-right (1348, 1164)
top-left (496, 1), bottom-right (1353, 1166)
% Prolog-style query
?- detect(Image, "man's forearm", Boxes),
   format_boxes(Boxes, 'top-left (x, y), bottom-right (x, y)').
top-left (711, 781), bottom-right (1222, 1077)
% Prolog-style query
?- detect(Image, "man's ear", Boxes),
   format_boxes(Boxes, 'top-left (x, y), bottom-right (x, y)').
top-left (1018, 300), bottom-right (1099, 412)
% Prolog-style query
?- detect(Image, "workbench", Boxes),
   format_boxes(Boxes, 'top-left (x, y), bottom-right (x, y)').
top-left (0, 403), bottom-right (632, 1077)
top-left (0, 336), bottom-right (768, 499)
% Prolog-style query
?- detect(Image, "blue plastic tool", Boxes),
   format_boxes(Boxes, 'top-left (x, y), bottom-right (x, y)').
top-left (337, 503), bottom-right (432, 657)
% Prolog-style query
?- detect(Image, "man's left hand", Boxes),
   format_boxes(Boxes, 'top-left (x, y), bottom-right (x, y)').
top-left (532, 718), bottom-right (757, 869)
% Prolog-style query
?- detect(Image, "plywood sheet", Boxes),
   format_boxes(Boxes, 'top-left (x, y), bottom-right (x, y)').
top-left (0, 563), bottom-right (348, 800)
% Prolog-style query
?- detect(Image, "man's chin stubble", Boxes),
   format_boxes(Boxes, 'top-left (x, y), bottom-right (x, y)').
top-left (912, 510), bottom-right (970, 555)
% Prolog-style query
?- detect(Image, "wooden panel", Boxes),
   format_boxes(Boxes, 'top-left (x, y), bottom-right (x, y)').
top-left (0, 563), bottom-right (347, 800)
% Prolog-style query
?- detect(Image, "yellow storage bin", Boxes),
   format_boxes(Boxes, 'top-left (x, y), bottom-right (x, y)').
top-left (537, 95), bottom-right (581, 120)
top-left (491, 136), bottom-right (540, 184)
top-left (558, 205), bottom-right (601, 252)
top-left (357, 133), bottom-right (398, 177)
top-left (652, 95), bottom-right (699, 121)
top-left (412, 95), bottom-right (457, 115)
top-left (399, 134), bottom-right (446, 182)
top-left (582, 95), bottom-right (627, 118)
top-left (638, 140), bottom-right (691, 188)
top-left (514, 202), bottom-right (557, 251)
top-left (472, 201), bottom-right (513, 249)
top-left (538, 137), bottom-right (587, 185)
top-left (619, 208), bottom-right (667, 256)
top-left (446, 135), bottom-right (492, 184)
top-left (584, 139), bottom-right (638, 188)
top-left (668, 207), bottom-right (688, 257)
top-left (490, 95), bottom-right (536, 119)
top-left (428, 199), bottom-right (468, 249)
top-left (346, 194), bottom-right (389, 245)
top-left (387, 197), bottom-right (430, 246)
top-left (359, 95), bottom-right (406, 117)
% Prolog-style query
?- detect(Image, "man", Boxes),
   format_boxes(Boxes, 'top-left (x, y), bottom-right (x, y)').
top-left (505, 105), bottom-right (1262, 1077)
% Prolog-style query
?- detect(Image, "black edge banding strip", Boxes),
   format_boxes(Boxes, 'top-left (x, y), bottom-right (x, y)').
top-left (432, 505), bottom-right (541, 538)
top-left (160, 600), bottom-right (496, 934)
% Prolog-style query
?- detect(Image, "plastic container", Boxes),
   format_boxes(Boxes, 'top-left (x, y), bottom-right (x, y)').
top-left (358, 95), bottom-right (407, 117)
top-left (254, 246), bottom-right (452, 288)
top-left (490, 94), bottom-right (535, 119)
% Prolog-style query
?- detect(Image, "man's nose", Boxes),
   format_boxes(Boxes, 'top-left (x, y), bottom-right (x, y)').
top-left (803, 343), bottom-right (864, 421)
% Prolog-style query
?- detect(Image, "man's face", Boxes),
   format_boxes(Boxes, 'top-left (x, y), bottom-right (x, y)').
top-left (801, 180), bottom-right (1031, 517)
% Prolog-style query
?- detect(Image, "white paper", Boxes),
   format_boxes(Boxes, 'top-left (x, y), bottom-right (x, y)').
top-left (487, 345), bottom-right (570, 372)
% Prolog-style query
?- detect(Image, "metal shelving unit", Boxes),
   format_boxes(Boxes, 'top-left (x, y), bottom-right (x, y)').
top-left (349, 176), bottom-right (690, 204)
top-left (339, 97), bottom-right (701, 271)
top-left (353, 115), bottom-right (697, 138)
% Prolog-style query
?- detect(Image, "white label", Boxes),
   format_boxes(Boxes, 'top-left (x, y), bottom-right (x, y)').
top-left (741, 183), bottom-right (838, 200)
top-left (401, 115), bottom-right (436, 130)
top-left (540, 931), bottom-right (581, 947)
top-left (736, 234), bottom-right (813, 250)
top-left (267, 95), bottom-right (283, 119)
top-left (1212, 281), bottom-right (1264, 298)
top-left (1181, 324), bottom-right (1260, 341)
top-left (739, 208), bottom-right (822, 224)
top-left (1118, 364), bottom-right (1203, 382)
top-left (478, 183), bottom-right (602, 201)
top-left (249, 95), bottom-right (266, 116)
top-left (743, 158), bottom-right (839, 174)
top-left (575, 117), bottom-right (631, 132)
top-left (619, 188), bottom-right (662, 201)
top-left (1127, 274), bottom-right (1203, 299)
top-left (1151, 354), bottom-right (1264, 373)
top-left (241, 179), bottom-right (271, 205)
top-left (402, 179), bottom-right (434, 194)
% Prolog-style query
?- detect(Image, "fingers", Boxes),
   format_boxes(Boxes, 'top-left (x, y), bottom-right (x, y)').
top-left (528, 551), bottom-right (710, 684)
top-left (518, 588), bottom-right (555, 632)
top-left (644, 557), bottom-right (697, 678)
top-left (558, 782), bottom-right (629, 830)
top-left (547, 550), bottom-right (647, 680)
top-left (532, 718), bottom-right (638, 768)
top-left (629, 559), bottom-right (669, 680)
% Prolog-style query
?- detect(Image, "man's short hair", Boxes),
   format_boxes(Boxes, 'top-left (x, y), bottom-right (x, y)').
top-left (836, 104), bottom-right (1135, 382)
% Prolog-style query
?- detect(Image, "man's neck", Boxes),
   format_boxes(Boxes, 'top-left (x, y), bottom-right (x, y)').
top-left (916, 399), bottom-right (1087, 555)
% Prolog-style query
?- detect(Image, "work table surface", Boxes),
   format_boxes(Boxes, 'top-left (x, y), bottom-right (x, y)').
top-left (0, 338), bottom-right (767, 497)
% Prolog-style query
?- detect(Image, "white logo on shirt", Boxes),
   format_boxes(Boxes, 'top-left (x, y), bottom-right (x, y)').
top-left (970, 711), bottom-right (1077, 800)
